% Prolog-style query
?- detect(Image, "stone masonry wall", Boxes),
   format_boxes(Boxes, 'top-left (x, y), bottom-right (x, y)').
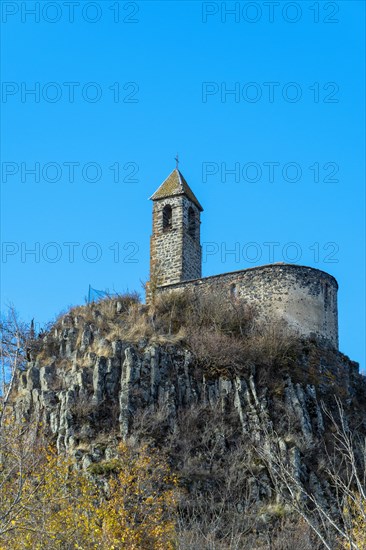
top-left (156, 264), bottom-right (339, 348)
top-left (181, 196), bottom-right (201, 281)
top-left (150, 196), bottom-right (201, 286)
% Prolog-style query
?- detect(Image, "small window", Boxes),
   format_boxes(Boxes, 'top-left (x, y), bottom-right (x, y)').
top-left (163, 204), bottom-right (172, 230)
top-left (188, 207), bottom-right (196, 238)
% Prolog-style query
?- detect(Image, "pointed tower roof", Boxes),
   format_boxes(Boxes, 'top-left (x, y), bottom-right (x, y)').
top-left (150, 169), bottom-right (203, 211)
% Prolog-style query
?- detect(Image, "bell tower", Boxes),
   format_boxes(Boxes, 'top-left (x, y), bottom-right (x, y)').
top-left (149, 167), bottom-right (203, 287)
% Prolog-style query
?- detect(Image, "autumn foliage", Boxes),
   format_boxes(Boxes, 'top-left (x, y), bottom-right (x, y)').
top-left (0, 421), bottom-right (178, 549)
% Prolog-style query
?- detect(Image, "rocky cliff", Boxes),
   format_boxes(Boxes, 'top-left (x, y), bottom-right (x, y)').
top-left (8, 296), bottom-right (366, 547)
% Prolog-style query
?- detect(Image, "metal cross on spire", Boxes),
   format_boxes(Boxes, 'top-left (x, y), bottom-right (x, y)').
top-left (174, 153), bottom-right (179, 169)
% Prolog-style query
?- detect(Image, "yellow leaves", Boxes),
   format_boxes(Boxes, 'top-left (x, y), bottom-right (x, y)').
top-left (341, 493), bottom-right (366, 550)
top-left (90, 441), bottom-right (179, 549)
top-left (1, 435), bottom-right (179, 549)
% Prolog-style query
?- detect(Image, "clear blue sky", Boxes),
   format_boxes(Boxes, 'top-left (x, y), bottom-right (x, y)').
top-left (1, 1), bottom-right (365, 369)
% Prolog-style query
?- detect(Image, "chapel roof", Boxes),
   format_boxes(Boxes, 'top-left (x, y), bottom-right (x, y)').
top-left (149, 168), bottom-right (203, 211)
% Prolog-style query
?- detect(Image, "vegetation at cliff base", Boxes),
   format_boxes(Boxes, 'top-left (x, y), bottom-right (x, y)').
top-left (0, 420), bottom-right (178, 549)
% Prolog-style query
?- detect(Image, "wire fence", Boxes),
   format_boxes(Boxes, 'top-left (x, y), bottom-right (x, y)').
top-left (87, 285), bottom-right (117, 303)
